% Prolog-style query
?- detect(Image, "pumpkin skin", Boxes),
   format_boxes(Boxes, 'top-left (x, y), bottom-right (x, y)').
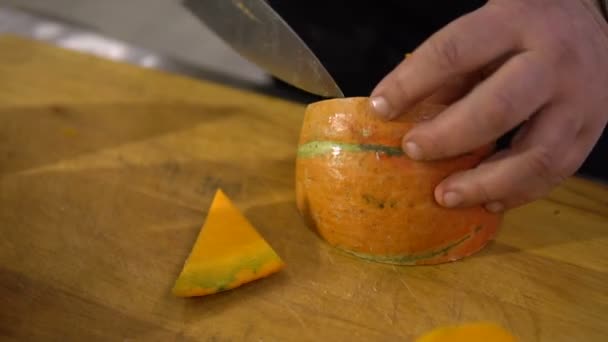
top-left (295, 97), bottom-right (502, 265)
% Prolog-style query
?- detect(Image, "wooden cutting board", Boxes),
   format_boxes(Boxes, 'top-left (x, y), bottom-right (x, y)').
top-left (0, 35), bottom-right (607, 342)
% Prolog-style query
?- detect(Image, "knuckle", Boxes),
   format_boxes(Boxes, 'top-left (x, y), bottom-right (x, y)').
top-left (490, 88), bottom-right (518, 117)
top-left (552, 39), bottom-right (579, 65)
top-left (514, 53), bottom-right (557, 101)
top-left (527, 146), bottom-right (558, 183)
top-left (428, 34), bottom-right (463, 71)
top-left (478, 91), bottom-right (516, 132)
top-left (443, 169), bottom-right (500, 206)
top-left (537, 31), bottom-right (581, 68)
top-left (469, 178), bottom-right (496, 204)
top-left (524, 54), bottom-right (555, 91)
top-left (561, 111), bottom-right (583, 133)
top-left (393, 70), bottom-right (413, 100)
top-left (418, 132), bottom-right (445, 158)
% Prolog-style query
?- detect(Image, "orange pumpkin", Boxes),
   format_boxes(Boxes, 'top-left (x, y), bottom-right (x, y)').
top-left (295, 97), bottom-right (502, 265)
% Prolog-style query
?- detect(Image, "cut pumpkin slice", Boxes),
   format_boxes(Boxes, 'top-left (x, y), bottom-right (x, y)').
top-left (172, 189), bottom-right (285, 297)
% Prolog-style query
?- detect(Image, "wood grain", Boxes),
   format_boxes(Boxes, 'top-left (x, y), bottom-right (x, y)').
top-left (0, 35), bottom-right (607, 342)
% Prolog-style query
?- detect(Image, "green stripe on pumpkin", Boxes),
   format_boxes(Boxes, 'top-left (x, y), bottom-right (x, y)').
top-left (172, 249), bottom-right (280, 293)
top-left (339, 233), bottom-right (472, 265)
top-left (297, 140), bottom-right (404, 158)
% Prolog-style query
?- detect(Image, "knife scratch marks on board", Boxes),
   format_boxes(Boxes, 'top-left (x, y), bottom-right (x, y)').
top-left (281, 303), bottom-right (316, 340)
top-left (232, 0), bottom-right (260, 23)
top-left (326, 251), bottom-right (335, 265)
top-left (449, 297), bottom-right (463, 321)
top-left (390, 286), bottom-right (400, 327)
top-left (391, 264), bottom-right (418, 301)
top-left (399, 278), bottom-right (417, 301)
top-left (383, 307), bottom-right (395, 325)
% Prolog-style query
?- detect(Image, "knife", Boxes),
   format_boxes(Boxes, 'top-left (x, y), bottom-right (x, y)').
top-left (183, 0), bottom-right (344, 98)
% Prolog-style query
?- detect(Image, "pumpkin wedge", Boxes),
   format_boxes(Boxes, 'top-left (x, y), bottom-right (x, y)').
top-left (295, 97), bottom-right (502, 265)
top-left (172, 189), bottom-right (285, 297)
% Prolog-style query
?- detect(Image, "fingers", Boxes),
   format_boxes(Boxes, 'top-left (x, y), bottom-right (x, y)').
top-left (434, 103), bottom-right (584, 211)
top-left (402, 52), bottom-right (555, 161)
top-left (370, 4), bottom-right (518, 119)
top-left (422, 72), bottom-right (482, 106)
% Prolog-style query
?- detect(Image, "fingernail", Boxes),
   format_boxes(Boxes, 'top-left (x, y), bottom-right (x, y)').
top-left (370, 96), bottom-right (393, 118)
top-left (442, 191), bottom-right (463, 207)
top-left (404, 141), bottom-right (423, 160)
top-left (485, 201), bottom-right (504, 213)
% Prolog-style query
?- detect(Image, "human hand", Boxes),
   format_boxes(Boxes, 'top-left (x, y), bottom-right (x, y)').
top-left (369, 0), bottom-right (608, 213)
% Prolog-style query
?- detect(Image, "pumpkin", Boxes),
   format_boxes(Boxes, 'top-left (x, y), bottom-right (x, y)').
top-left (415, 322), bottom-right (517, 342)
top-left (172, 189), bottom-right (285, 297)
top-left (295, 97), bottom-right (502, 265)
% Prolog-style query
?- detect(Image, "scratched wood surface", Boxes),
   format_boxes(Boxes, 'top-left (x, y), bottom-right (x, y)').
top-left (0, 35), bottom-right (607, 342)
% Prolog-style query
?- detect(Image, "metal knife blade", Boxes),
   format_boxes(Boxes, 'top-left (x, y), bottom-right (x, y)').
top-left (183, 0), bottom-right (344, 98)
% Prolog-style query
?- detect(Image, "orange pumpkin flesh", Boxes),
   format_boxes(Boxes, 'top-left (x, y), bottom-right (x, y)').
top-left (295, 97), bottom-right (502, 265)
top-left (172, 189), bottom-right (285, 297)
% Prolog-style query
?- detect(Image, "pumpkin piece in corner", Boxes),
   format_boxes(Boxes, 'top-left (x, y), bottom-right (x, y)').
top-left (415, 322), bottom-right (518, 342)
top-left (172, 189), bottom-right (285, 297)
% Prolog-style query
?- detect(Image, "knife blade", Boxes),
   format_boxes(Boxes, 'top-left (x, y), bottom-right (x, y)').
top-left (183, 0), bottom-right (344, 98)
